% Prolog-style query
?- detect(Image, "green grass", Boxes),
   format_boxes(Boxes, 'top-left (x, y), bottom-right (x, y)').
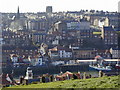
top-left (6, 75), bottom-right (120, 88)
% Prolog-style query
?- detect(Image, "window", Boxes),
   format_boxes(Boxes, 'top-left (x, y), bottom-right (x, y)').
top-left (111, 33), bottom-right (113, 36)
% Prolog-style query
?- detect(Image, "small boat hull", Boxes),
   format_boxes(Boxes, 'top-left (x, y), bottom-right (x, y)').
top-left (89, 65), bottom-right (112, 71)
top-left (115, 65), bottom-right (120, 69)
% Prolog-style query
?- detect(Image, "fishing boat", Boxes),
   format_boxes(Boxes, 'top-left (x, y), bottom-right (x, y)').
top-left (89, 64), bottom-right (112, 71)
top-left (89, 55), bottom-right (112, 71)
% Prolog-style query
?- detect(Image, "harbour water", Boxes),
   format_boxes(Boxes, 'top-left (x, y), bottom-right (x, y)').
top-left (3, 63), bottom-right (119, 80)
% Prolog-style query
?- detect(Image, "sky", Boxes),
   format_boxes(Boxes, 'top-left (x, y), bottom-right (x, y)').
top-left (0, 0), bottom-right (119, 13)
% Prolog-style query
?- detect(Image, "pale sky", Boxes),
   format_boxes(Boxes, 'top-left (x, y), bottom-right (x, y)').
top-left (0, 0), bottom-right (119, 13)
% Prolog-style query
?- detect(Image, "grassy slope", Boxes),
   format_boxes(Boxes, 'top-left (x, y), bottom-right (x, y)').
top-left (8, 75), bottom-right (120, 88)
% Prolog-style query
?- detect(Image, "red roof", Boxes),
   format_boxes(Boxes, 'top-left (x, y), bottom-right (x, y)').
top-left (50, 46), bottom-right (72, 52)
top-left (12, 54), bottom-right (18, 57)
top-left (95, 55), bottom-right (101, 59)
top-left (0, 74), bottom-right (14, 86)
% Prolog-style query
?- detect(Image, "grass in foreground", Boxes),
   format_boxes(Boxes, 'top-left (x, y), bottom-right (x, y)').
top-left (6, 75), bottom-right (120, 88)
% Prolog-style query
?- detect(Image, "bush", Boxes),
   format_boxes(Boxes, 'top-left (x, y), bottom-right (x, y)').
top-left (31, 81), bottom-right (39, 84)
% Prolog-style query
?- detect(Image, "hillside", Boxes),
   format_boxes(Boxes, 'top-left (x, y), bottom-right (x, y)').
top-left (6, 75), bottom-right (120, 89)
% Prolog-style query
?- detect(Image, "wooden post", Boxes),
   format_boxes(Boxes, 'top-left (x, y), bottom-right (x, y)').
top-left (99, 70), bottom-right (103, 77)
top-left (83, 72), bottom-right (86, 79)
top-left (20, 76), bottom-right (24, 84)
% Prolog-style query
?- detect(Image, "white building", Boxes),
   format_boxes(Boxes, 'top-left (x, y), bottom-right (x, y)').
top-left (52, 39), bottom-right (59, 45)
top-left (51, 61), bottom-right (65, 66)
top-left (110, 48), bottom-right (120, 59)
top-left (10, 54), bottom-right (19, 63)
top-left (24, 67), bottom-right (33, 79)
top-left (10, 54), bottom-right (19, 67)
top-left (0, 38), bottom-right (5, 45)
top-left (59, 50), bottom-right (72, 58)
top-left (98, 17), bottom-right (109, 27)
top-left (49, 46), bottom-right (73, 60)
top-left (67, 21), bottom-right (80, 30)
top-left (35, 56), bottom-right (43, 66)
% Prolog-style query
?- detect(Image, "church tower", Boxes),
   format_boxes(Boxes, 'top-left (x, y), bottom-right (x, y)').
top-left (16, 6), bottom-right (20, 19)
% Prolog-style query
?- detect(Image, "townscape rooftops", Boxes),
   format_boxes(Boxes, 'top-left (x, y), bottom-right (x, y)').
top-left (74, 48), bottom-right (94, 50)
top-left (33, 19), bottom-right (47, 22)
top-left (11, 54), bottom-right (18, 57)
top-left (80, 18), bottom-right (89, 22)
top-left (2, 46), bottom-right (38, 50)
top-left (33, 33), bottom-right (47, 35)
top-left (2, 46), bottom-right (16, 50)
top-left (99, 18), bottom-right (106, 22)
top-left (51, 31), bottom-right (62, 36)
top-left (50, 46), bottom-right (72, 52)
top-left (111, 47), bottom-right (120, 50)
top-left (103, 26), bottom-right (115, 31)
top-left (17, 46), bottom-right (38, 50)
top-left (61, 20), bottom-right (78, 23)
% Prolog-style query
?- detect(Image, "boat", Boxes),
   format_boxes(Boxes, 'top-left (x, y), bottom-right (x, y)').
top-left (115, 62), bottom-right (120, 69)
top-left (89, 64), bottom-right (112, 71)
top-left (115, 64), bottom-right (120, 69)
top-left (89, 55), bottom-right (112, 71)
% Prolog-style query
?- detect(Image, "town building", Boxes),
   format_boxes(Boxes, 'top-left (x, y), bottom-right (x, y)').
top-left (110, 48), bottom-right (120, 59)
top-left (27, 19), bottom-right (50, 31)
top-left (101, 26), bottom-right (118, 47)
top-left (98, 17), bottom-right (109, 27)
top-left (72, 48), bottom-right (95, 59)
top-left (24, 67), bottom-right (33, 79)
top-left (32, 32), bottom-right (46, 44)
top-left (49, 46), bottom-right (73, 60)
top-left (79, 18), bottom-right (90, 30)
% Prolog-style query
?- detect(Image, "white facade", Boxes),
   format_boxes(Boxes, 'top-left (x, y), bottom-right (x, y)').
top-left (66, 60), bottom-right (76, 64)
top-left (98, 18), bottom-right (109, 27)
top-left (10, 55), bottom-right (18, 63)
top-left (36, 57), bottom-right (43, 65)
top-left (69, 45), bottom-right (80, 49)
top-left (67, 22), bottom-right (80, 30)
top-left (99, 21), bottom-right (105, 27)
top-left (12, 57), bottom-right (18, 63)
top-left (94, 19), bottom-right (99, 26)
top-left (110, 48), bottom-right (120, 59)
top-left (51, 61), bottom-right (65, 66)
top-left (0, 38), bottom-right (5, 45)
top-left (24, 68), bottom-right (33, 79)
top-left (59, 50), bottom-right (72, 58)
top-left (52, 39), bottom-right (59, 45)
top-left (49, 46), bottom-right (73, 60)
